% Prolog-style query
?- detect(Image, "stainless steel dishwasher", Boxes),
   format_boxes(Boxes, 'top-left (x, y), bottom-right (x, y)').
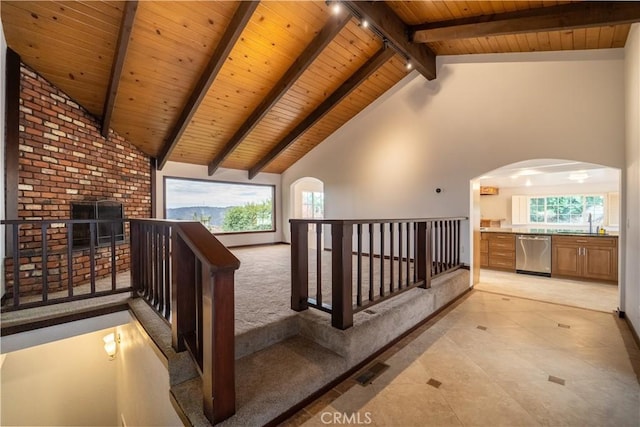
top-left (516, 235), bottom-right (551, 277)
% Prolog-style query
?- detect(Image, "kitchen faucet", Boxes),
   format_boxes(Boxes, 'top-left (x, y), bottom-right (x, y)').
top-left (588, 213), bottom-right (592, 234)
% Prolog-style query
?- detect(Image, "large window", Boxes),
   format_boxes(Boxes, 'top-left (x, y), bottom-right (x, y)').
top-left (164, 178), bottom-right (275, 234)
top-left (529, 195), bottom-right (604, 225)
top-left (301, 191), bottom-right (324, 219)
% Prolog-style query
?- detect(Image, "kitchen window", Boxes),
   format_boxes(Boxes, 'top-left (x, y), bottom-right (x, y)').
top-left (528, 195), bottom-right (604, 225)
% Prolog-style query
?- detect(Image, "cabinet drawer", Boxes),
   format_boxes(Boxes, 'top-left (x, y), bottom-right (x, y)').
top-left (491, 250), bottom-right (514, 259)
top-left (552, 235), bottom-right (617, 247)
top-left (489, 258), bottom-right (515, 269)
top-left (489, 240), bottom-right (515, 250)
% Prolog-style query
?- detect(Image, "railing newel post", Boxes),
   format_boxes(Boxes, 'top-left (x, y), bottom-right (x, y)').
top-left (331, 221), bottom-right (353, 330)
top-left (290, 220), bottom-right (309, 311)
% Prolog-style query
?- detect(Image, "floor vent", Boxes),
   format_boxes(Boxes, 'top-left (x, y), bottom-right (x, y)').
top-left (558, 323), bottom-right (571, 329)
top-left (477, 325), bottom-right (487, 331)
top-left (427, 378), bottom-right (442, 389)
top-left (364, 309), bottom-right (376, 315)
top-left (502, 297), bottom-right (510, 301)
top-left (355, 361), bottom-right (389, 386)
top-left (548, 375), bottom-right (566, 386)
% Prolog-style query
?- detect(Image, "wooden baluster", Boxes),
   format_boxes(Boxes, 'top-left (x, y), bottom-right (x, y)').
top-left (316, 223), bottom-right (322, 305)
top-left (368, 223), bottom-right (374, 301)
top-left (290, 221), bottom-right (309, 311)
top-left (357, 223), bottom-right (362, 307)
top-left (455, 220), bottom-right (461, 266)
top-left (12, 225), bottom-right (20, 307)
top-left (426, 221), bottom-right (433, 288)
top-left (89, 222), bottom-right (96, 294)
top-left (389, 223), bottom-right (395, 293)
top-left (111, 222), bottom-right (117, 291)
top-left (398, 222), bottom-right (403, 289)
top-left (379, 223), bottom-right (385, 298)
top-left (67, 223), bottom-right (74, 297)
top-left (405, 222), bottom-right (410, 287)
top-left (41, 223), bottom-right (48, 302)
top-left (417, 222), bottom-right (427, 289)
top-left (164, 225), bottom-right (172, 320)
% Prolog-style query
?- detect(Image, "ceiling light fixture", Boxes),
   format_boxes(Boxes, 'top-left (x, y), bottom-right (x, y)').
top-left (361, 19), bottom-right (369, 28)
top-left (568, 172), bottom-right (589, 181)
top-left (332, 2), bottom-right (341, 14)
top-left (405, 61), bottom-right (413, 70)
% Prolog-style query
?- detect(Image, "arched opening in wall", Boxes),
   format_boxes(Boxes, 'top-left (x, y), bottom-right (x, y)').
top-left (290, 177), bottom-right (324, 248)
top-left (470, 159), bottom-right (622, 313)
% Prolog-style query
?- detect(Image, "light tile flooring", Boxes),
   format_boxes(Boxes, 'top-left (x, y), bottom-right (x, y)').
top-left (283, 290), bottom-right (640, 427)
top-left (476, 269), bottom-right (619, 313)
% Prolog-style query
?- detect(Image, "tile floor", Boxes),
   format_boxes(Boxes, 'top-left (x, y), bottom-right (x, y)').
top-left (282, 290), bottom-right (640, 427)
top-left (475, 269), bottom-right (619, 313)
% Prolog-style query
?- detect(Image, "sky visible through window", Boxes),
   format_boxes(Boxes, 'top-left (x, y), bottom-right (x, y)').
top-left (165, 178), bottom-right (272, 209)
top-left (165, 178), bottom-right (274, 233)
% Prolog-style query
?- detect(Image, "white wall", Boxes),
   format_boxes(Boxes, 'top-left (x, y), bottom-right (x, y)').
top-left (479, 182), bottom-right (620, 228)
top-left (116, 320), bottom-right (183, 427)
top-left (282, 48), bottom-right (625, 268)
top-left (1, 328), bottom-right (119, 426)
top-left (155, 161), bottom-right (283, 247)
top-left (1, 13), bottom-right (7, 298)
top-left (624, 24), bottom-right (640, 334)
top-left (1, 312), bottom-right (182, 427)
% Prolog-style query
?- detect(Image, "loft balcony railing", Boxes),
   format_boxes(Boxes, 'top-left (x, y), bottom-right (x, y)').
top-left (290, 217), bottom-right (466, 329)
top-left (1, 218), bottom-right (239, 424)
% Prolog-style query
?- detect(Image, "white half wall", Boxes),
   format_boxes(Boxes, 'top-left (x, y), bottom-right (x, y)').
top-left (155, 161), bottom-right (283, 247)
top-left (282, 48), bottom-right (626, 268)
top-left (624, 24), bottom-right (640, 334)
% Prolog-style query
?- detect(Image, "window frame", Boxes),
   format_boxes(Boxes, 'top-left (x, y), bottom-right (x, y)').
top-left (163, 176), bottom-right (276, 235)
top-left (526, 193), bottom-right (606, 226)
top-left (301, 190), bottom-right (324, 219)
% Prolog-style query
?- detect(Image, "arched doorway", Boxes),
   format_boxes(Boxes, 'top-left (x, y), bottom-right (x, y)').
top-left (470, 159), bottom-right (622, 313)
top-left (290, 177), bottom-right (324, 248)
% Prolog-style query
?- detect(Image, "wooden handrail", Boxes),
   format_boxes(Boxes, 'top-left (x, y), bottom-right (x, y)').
top-left (173, 221), bottom-right (240, 272)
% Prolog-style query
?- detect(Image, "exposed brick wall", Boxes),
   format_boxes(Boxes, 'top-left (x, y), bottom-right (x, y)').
top-left (4, 64), bottom-right (151, 297)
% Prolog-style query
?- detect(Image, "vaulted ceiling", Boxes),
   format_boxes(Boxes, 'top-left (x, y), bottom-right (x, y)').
top-left (3, 1), bottom-right (639, 178)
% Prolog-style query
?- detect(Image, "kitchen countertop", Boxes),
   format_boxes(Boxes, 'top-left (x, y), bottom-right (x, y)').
top-left (480, 227), bottom-right (619, 237)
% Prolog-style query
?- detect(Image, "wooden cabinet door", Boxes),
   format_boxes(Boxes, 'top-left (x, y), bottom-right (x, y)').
top-left (552, 244), bottom-right (581, 278)
top-left (583, 246), bottom-right (617, 281)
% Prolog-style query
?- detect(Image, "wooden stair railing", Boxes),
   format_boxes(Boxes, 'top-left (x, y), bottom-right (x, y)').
top-left (131, 219), bottom-right (240, 425)
top-left (291, 217), bottom-right (466, 330)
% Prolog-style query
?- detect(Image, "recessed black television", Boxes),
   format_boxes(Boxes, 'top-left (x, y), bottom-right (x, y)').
top-left (71, 201), bottom-right (125, 249)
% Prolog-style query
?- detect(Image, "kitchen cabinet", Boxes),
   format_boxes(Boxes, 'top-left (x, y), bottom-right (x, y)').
top-left (552, 236), bottom-right (617, 283)
top-left (511, 195), bottom-right (528, 225)
top-left (481, 232), bottom-right (515, 271)
top-left (480, 234), bottom-right (489, 267)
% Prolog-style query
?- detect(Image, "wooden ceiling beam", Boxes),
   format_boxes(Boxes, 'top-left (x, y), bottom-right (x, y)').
top-left (342, 1), bottom-right (436, 81)
top-left (207, 12), bottom-right (352, 176)
top-left (101, 0), bottom-right (137, 138)
top-left (156, 1), bottom-right (259, 170)
top-left (411, 1), bottom-right (640, 43)
top-left (248, 47), bottom-right (394, 179)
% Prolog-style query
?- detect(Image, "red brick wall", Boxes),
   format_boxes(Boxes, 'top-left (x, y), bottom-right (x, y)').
top-left (5, 64), bottom-right (151, 297)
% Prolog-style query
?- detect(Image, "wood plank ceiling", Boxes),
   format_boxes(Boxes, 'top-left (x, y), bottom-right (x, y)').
top-left (3, 1), bottom-right (639, 178)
